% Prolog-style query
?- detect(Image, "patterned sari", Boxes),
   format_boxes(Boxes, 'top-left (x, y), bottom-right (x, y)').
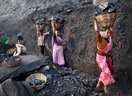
top-left (96, 36), bottom-right (115, 85)
top-left (52, 36), bottom-right (65, 66)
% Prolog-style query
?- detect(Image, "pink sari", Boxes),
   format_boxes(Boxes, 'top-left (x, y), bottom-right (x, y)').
top-left (52, 36), bottom-right (65, 66)
top-left (96, 36), bottom-right (115, 85)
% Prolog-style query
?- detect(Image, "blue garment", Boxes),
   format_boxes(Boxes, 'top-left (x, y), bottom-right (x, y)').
top-left (17, 34), bottom-right (23, 40)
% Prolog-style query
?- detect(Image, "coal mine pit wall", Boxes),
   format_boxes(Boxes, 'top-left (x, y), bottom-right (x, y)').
top-left (0, 0), bottom-right (132, 82)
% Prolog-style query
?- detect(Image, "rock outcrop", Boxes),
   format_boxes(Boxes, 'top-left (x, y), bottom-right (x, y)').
top-left (0, 55), bottom-right (49, 82)
top-left (0, 42), bottom-right (10, 62)
top-left (0, 79), bottom-right (34, 96)
top-left (93, 0), bottom-right (119, 5)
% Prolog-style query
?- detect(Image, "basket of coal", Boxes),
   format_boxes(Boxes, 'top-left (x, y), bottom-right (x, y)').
top-left (50, 16), bottom-right (65, 30)
top-left (36, 19), bottom-right (47, 30)
top-left (95, 2), bottom-right (117, 27)
top-left (55, 23), bottom-right (64, 30)
top-left (95, 13), bottom-right (117, 27)
top-left (4, 56), bottom-right (22, 67)
top-left (26, 73), bottom-right (47, 90)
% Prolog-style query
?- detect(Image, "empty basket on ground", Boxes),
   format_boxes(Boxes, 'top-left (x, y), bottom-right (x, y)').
top-left (36, 25), bottom-right (45, 30)
top-left (26, 73), bottom-right (47, 90)
top-left (4, 56), bottom-right (22, 67)
top-left (95, 13), bottom-right (117, 27)
top-left (55, 23), bottom-right (64, 30)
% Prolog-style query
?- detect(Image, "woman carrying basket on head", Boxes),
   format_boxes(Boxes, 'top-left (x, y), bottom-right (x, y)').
top-left (52, 22), bottom-right (66, 69)
top-left (94, 17), bottom-right (115, 93)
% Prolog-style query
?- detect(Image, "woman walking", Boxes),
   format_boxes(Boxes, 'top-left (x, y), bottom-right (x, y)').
top-left (52, 23), bottom-right (66, 69)
top-left (94, 18), bottom-right (115, 93)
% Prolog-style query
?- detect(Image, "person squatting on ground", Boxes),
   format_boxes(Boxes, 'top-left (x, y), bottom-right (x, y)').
top-left (13, 43), bottom-right (26, 56)
top-left (37, 30), bottom-right (50, 55)
top-left (52, 23), bottom-right (66, 69)
top-left (7, 44), bottom-right (16, 57)
top-left (7, 44), bottom-right (26, 57)
top-left (94, 17), bottom-right (115, 93)
top-left (17, 34), bottom-right (24, 45)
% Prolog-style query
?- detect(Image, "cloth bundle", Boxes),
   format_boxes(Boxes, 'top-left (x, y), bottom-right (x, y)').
top-left (2, 37), bottom-right (10, 44)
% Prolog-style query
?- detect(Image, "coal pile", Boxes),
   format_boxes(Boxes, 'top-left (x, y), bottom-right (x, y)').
top-left (57, 67), bottom-right (73, 76)
top-left (0, 54), bottom-right (6, 63)
top-left (94, 2), bottom-right (116, 16)
top-left (50, 15), bottom-right (65, 23)
top-left (6, 56), bottom-right (20, 63)
top-left (36, 19), bottom-right (47, 26)
top-left (29, 79), bottom-right (45, 86)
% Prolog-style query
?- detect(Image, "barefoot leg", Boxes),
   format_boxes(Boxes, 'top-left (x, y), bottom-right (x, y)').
top-left (61, 66), bottom-right (64, 69)
top-left (96, 79), bottom-right (101, 88)
top-left (53, 64), bottom-right (57, 69)
top-left (104, 85), bottom-right (109, 93)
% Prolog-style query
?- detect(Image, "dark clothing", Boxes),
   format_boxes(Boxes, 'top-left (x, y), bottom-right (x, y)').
top-left (17, 34), bottom-right (23, 40)
top-left (7, 51), bottom-right (13, 57)
top-left (7, 48), bottom-right (16, 57)
top-left (54, 35), bottom-right (58, 43)
top-left (40, 45), bottom-right (45, 55)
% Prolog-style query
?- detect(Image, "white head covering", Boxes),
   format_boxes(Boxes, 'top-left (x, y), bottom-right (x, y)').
top-left (55, 31), bottom-right (58, 35)
top-left (100, 29), bottom-right (109, 39)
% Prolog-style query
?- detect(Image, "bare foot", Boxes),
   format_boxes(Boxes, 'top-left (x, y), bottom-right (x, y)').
top-left (96, 80), bottom-right (101, 88)
top-left (96, 84), bottom-right (100, 88)
top-left (61, 66), bottom-right (64, 69)
top-left (53, 64), bottom-right (57, 69)
top-left (104, 86), bottom-right (109, 93)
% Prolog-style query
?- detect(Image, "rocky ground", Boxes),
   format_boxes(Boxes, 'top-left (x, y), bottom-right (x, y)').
top-left (0, 0), bottom-right (132, 96)
top-left (12, 60), bottom-right (132, 96)
top-left (0, 54), bottom-right (132, 96)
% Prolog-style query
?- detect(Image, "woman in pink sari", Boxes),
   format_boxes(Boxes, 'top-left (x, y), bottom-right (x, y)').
top-left (52, 24), bottom-right (66, 69)
top-left (94, 18), bottom-right (115, 93)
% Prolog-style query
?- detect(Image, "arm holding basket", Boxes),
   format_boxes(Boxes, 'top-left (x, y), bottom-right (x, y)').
top-left (110, 26), bottom-right (114, 37)
top-left (94, 17), bottom-right (99, 37)
top-left (51, 22), bottom-right (55, 36)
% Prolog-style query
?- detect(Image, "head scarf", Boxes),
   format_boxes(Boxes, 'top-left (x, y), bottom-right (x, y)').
top-left (100, 29), bottom-right (109, 39)
top-left (101, 27), bottom-right (110, 31)
top-left (55, 31), bottom-right (58, 35)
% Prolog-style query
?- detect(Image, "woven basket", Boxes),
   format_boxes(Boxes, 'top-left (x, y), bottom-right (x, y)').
top-left (55, 23), bottom-right (64, 30)
top-left (4, 56), bottom-right (22, 67)
top-left (26, 73), bottom-right (47, 90)
top-left (95, 13), bottom-right (117, 27)
top-left (36, 25), bottom-right (45, 30)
